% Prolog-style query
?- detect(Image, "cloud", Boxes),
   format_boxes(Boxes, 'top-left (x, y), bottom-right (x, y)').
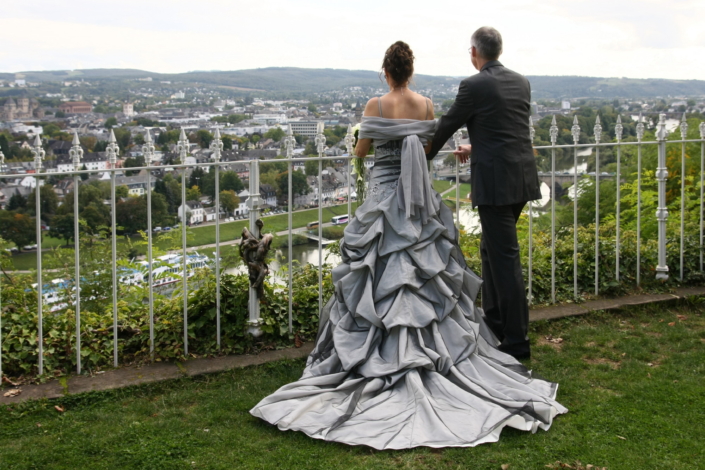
top-left (1, 0), bottom-right (703, 80)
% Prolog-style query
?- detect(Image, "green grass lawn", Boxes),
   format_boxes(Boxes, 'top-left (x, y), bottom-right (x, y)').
top-left (10, 204), bottom-right (358, 270)
top-left (432, 180), bottom-right (453, 194)
top-left (2, 301), bottom-right (704, 469)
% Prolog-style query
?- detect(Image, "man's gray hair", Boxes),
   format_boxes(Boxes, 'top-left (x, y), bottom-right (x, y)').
top-left (471, 27), bottom-right (502, 60)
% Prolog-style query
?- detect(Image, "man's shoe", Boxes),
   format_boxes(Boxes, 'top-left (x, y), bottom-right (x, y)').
top-left (498, 343), bottom-right (531, 360)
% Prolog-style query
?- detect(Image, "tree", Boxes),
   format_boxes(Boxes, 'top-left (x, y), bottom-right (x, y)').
top-left (112, 128), bottom-right (131, 150)
top-left (80, 164), bottom-right (89, 181)
top-left (104, 117), bottom-right (118, 129)
top-left (219, 190), bottom-right (239, 216)
top-left (0, 134), bottom-right (10, 157)
top-left (222, 135), bottom-right (233, 150)
top-left (308, 103), bottom-right (317, 113)
top-left (220, 171), bottom-right (244, 193)
top-left (305, 140), bottom-right (317, 155)
top-left (186, 185), bottom-right (201, 202)
top-left (264, 127), bottom-right (285, 142)
top-left (116, 192), bottom-right (169, 235)
top-left (194, 130), bottom-right (214, 149)
top-left (6, 191), bottom-right (27, 211)
top-left (27, 184), bottom-right (59, 223)
top-left (115, 185), bottom-right (129, 199)
top-left (0, 210), bottom-right (35, 251)
top-left (48, 213), bottom-right (76, 246)
top-left (123, 156), bottom-right (145, 176)
top-left (133, 133), bottom-right (145, 146)
top-left (305, 158), bottom-right (319, 176)
top-left (79, 136), bottom-right (97, 152)
top-left (189, 167), bottom-right (206, 189)
top-left (276, 170), bottom-right (310, 200)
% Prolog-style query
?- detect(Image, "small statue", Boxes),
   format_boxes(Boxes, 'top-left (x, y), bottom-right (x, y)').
top-left (239, 219), bottom-right (273, 296)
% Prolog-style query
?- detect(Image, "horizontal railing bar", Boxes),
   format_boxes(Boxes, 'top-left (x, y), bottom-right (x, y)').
top-left (533, 138), bottom-right (703, 150)
top-left (0, 151), bottom-right (461, 180)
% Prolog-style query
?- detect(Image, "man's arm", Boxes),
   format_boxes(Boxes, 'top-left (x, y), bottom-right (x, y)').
top-left (427, 79), bottom-right (473, 159)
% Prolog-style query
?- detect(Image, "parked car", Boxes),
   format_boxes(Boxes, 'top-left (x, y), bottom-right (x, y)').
top-left (153, 226), bottom-right (162, 232)
top-left (163, 226), bottom-right (172, 231)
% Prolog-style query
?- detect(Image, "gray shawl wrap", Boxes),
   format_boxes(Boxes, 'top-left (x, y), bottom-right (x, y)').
top-left (359, 117), bottom-right (439, 223)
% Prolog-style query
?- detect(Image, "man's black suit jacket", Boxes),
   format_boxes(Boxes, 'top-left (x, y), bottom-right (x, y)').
top-left (428, 60), bottom-right (541, 207)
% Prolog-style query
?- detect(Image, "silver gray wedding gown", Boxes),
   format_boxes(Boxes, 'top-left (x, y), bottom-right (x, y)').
top-left (250, 117), bottom-right (567, 449)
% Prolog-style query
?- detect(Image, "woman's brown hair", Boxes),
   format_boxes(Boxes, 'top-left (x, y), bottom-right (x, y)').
top-left (382, 41), bottom-right (414, 86)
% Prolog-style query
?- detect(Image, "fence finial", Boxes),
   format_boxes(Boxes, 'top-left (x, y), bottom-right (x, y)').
top-left (593, 115), bottom-right (602, 143)
top-left (31, 134), bottom-right (46, 173)
top-left (142, 129), bottom-right (155, 166)
top-left (529, 116), bottom-right (535, 142)
top-left (549, 115), bottom-right (558, 145)
top-left (700, 121), bottom-right (705, 139)
top-left (680, 112), bottom-right (688, 140)
top-left (453, 129), bottom-right (463, 148)
top-left (70, 130), bottom-right (83, 171)
top-left (176, 128), bottom-right (189, 164)
top-left (571, 115), bottom-right (580, 144)
top-left (106, 129), bottom-right (119, 167)
top-left (344, 124), bottom-right (355, 155)
top-left (615, 114), bottom-right (623, 142)
top-left (210, 127), bottom-right (223, 162)
top-left (636, 112), bottom-right (645, 141)
top-left (656, 114), bottom-right (667, 141)
top-left (315, 121), bottom-right (327, 156)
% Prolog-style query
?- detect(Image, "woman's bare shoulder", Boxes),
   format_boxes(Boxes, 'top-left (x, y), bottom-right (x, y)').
top-left (363, 97), bottom-right (382, 117)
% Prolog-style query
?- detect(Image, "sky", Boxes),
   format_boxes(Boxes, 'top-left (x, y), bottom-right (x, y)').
top-left (1, 0), bottom-right (703, 80)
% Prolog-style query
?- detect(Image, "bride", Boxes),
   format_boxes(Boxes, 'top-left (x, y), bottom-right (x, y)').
top-left (250, 41), bottom-right (567, 449)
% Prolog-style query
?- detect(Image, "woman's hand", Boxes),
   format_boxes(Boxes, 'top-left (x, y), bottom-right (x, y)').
top-left (453, 144), bottom-right (472, 164)
top-left (424, 140), bottom-right (433, 155)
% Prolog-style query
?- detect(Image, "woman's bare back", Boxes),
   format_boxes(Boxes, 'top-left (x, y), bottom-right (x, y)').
top-left (363, 90), bottom-right (434, 121)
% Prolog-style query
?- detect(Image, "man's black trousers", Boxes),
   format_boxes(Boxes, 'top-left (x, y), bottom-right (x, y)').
top-left (477, 202), bottom-right (530, 356)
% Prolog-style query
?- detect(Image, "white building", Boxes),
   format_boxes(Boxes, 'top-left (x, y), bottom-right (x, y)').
top-left (289, 120), bottom-right (322, 138)
top-left (252, 114), bottom-right (287, 125)
top-left (178, 201), bottom-right (204, 225)
top-left (561, 100), bottom-right (571, 110)
top-left (123, 103), bottom-right (135, 117)
top-left (235, 190), bottom-right (250, 216)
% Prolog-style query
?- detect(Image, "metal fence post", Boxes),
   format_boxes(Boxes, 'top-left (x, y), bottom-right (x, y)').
top-left (106, 130), bottom-right (120, 367)
top-left (176, 129), bottom-right (190, 354)
top-left (247, 158), bottom-right (263, 337)
top-left (0, 150), bottom-right (4, 379)
top-left (636, 114), bottom-right (645, 286)
top-left (549, 116), bottom-right (558, 304)
top-left (528, 117), bottom-right (535, 305)
top-left (615, 115), bottom-right (623, 282)
top-left (593, 116), bottom-right (602, 295)
top-left (700, 121), bottom-right (705, 272)
top-left (571, 116), bottom-right (580, 300)
top-left (31, 136), bottom-right (46, 375)
top-left (69, 131), bottom-right (83, 373)
top-left (453, 130), bottom-right (463, 231)
top-left (679, 113), bottom-right (688, 281)
top-left (315, 122), bottom-right (326, 314)
top-left (143, 129), bottom-right (155, 357)
top-left (345, 124), bottom-right (355, 219)
top-left (210, 127), bottom-right (223, 348)
top-left (655, 114), bottom-right (669, 280)
top-left (284, 125), bottom-right (296, 334)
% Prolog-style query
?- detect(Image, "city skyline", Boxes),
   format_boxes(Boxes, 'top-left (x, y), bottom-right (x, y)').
top-left (1, 0), bottom-right (703, 81)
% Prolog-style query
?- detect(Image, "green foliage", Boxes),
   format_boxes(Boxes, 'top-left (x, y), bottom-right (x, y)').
top-left (263, 127), bottom-right (285, 142)
top-left (0, 211), bottom-right (35, 250)
top-left (276, 170), bottom-right (310, 199)
top-left (322, 226), bottom-right (344, 239)
top-left (104, 117), bottom-right (117, 129)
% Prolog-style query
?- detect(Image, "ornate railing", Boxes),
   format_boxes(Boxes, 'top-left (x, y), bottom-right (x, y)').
top-left (0, 113), bottom-right (703, 378)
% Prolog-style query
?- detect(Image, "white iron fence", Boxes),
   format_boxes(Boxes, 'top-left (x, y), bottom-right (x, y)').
top-left (0, 113), bottom-right (703, 377)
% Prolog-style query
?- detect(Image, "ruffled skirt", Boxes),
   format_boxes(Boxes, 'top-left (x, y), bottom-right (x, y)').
top-left (250, 182), bottom-right (567, 449)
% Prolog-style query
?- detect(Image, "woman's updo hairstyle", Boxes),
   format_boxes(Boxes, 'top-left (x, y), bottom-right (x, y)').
top-left (382, 41), bottom-right (414, 86)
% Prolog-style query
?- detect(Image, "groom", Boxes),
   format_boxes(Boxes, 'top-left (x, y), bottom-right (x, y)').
top-left (427, 26), bottom-right (540, 359)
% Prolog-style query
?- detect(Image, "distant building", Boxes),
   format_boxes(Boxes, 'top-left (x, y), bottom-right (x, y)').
top-left (123, 103), bottom-right (134, 117)
top-left (59, 101), bottom-right (92, 114)
top-left (289, 120), bottom-right (322, 138)
top-left (252, 114), bottom-right (287, 125)
top-left (1, 96), bottom-right (43, 120)
top-left (561, 100), bottom-right (571, 110)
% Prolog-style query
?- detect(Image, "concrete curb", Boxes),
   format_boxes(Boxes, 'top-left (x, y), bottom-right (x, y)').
top-left (2, 286), bottom-right (703, 405)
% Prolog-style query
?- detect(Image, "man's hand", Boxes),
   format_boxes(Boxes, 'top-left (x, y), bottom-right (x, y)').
top-left (453, 144), bottom-right (472, 164)
top-left (424, 140), bottom-right (433, 155)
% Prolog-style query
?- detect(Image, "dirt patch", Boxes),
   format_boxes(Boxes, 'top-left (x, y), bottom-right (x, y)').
top-left (645, 331), bottom-right (663, 338)
top-left (583, 356), bottom-right (621, 369)
top-left (585, 341), bottom-right (596, 347)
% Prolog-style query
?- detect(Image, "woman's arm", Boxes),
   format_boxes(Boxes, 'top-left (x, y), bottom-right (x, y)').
top-left (354, 97), bottom-right (381, 158)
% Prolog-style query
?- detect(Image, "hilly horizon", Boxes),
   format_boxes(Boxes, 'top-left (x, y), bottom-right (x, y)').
top-left (2, 67), bottom-right (705, 99)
